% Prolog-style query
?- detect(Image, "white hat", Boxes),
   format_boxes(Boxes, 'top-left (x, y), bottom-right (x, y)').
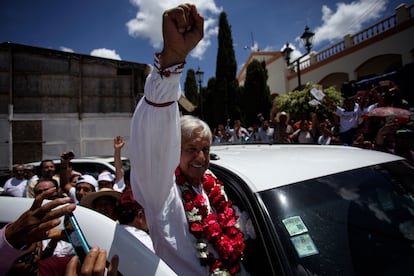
top-left (77, 174), bottom-right (98, 191)
top-left (98, 171), bottom-right (115, 182)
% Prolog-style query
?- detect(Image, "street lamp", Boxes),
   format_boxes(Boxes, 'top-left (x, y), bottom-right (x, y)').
top-left (195, 67), bottom-right (204, 119)
top-left (282, 26), bottom-right (315, 89)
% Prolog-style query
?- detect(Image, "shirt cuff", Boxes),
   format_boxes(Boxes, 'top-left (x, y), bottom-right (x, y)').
top-left (153, 52), bottom-right (185, 78)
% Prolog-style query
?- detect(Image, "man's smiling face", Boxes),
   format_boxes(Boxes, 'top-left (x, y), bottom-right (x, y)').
top-left (179, 133), bottom-right (210, 186)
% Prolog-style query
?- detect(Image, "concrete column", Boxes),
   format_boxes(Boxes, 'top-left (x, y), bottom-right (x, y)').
top-left (344, 34), bottom-right (353, 48)
top-left (309, 52), bottom-right (317, 65)
top-left (396, 4), bottom-right (410, 24)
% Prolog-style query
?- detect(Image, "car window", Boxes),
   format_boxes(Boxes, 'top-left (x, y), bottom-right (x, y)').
top-left (108, 159), bottom-right (130, 172)
top-left (260, 160), bottom-right (414, 275)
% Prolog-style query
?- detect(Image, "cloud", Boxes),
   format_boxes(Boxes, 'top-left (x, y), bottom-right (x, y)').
top-left (126, 0), bottom-right (222, 60)
top-left (312, 0), bottom-right (387, 45)
top-left (90, 48), bottom-right (122, 60)
top-left (60, 46), bottom-right (74, 53)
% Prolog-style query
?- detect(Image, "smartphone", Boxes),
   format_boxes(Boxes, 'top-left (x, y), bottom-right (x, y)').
top-left (64, 212), bottom-right (90, 264)
top-left (64, 213), bottom-right (123, 275)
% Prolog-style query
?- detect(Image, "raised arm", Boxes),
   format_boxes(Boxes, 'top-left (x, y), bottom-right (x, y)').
top-left (113, 136), bottom-right (125, 184)
top-left (159, 4), bottom-right (204, 69)
top-left (129, 4), bottom-right (204, 213)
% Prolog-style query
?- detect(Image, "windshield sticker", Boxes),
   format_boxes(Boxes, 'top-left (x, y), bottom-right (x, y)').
top-left (282, 216), bottom-right (308, 236)
top-left (290, 234), bottom-right (319, 258)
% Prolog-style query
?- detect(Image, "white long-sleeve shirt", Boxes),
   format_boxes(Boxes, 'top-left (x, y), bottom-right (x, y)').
top-left (0, 225), bottom-right (26, 273)
top-left (129, 66), bottom-right (210, 275)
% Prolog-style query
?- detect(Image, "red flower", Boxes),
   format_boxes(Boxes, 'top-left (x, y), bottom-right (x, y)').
top-left (228, 263), bottom-right (240, 275)
top-left (216, 200), bottom-right (231, 213)
top-left (202, 175), bottom-right (215, 192)
top-left (175, 168), bottom-right (186, 186)
top-left (208, 186), bottom-right (221, 199)
top-left (225, 226), bottom-right (242, 238)
top-left (184, 202), bottom-right (194, 211)
top-left (212, 194), bottom-right (226, 206)
top-left (190, 222), bottom-right (203, 238)
top-left (193, 194), bottom-right (206, 207)
top-left (199, 205), bottom-right (208, 217)
top-left (218, 213), bottom-right (236, 228)
top-left (182, 190), bottom-right (194, 202)
top-left (204, 213), bottom-right (217, 223)
top-left (175, 167), bottom-right (245, 275)
top-left (210, 259), bottom-right (223, 272)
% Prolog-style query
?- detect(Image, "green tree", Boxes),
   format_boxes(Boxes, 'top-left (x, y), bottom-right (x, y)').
top-left (183, 69), bottom-right (199, 115)
top-left (204, 77), bottom-right (217, 127)
top-left (242, 60), bottom-right (272, 126)
top-left (274, 83), bottom-right (343, 121)
top-left (209, 12), bottom-right (240, 127)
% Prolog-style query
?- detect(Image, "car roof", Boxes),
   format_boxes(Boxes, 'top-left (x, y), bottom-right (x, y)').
top-left (209, 144), bottom-right (403, 193)
top-left (25, 156), bottom-right (128, 166)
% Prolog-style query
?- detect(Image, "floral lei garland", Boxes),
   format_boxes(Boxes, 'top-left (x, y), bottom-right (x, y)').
top-left (175, 167), bottom-right (246, 275)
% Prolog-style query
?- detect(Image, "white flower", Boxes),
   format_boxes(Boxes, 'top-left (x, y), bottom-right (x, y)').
top-left (186, 213), bottom-right (202, 222)
top-left (234, 218), bottom-right (240, 229)
top-left (196, 241), bottom-right (207, 250)
top-left (211, 268), bottom-right (230, 276)
top-left (198, 251), bottom-right (208, 258)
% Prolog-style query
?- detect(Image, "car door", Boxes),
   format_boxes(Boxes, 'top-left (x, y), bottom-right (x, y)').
top-left (209, 164), bottom-right (292, 276)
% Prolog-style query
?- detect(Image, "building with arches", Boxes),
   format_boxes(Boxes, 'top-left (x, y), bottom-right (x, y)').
top-left (237, 3), bottom-right (414, 104)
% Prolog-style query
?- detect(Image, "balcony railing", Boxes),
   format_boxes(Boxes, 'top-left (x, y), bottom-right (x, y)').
top-left (297, 3), bottom-right (412, 71)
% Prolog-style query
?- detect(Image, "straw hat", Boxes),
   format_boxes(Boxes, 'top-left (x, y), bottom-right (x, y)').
top-left (275, 111), bottom-right (290, 123)
top-left (80, 188), bottom-right (121, 209)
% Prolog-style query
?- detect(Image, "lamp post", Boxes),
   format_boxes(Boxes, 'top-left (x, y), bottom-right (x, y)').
top-left (195, 67), bottom-right (204, 119)
top-left (282, 26), bottom-right (315, 89)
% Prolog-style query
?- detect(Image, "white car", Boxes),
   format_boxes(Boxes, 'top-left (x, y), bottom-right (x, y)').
top-left (208, 144), bottom-right (414, 275)
top-left (25, 156), bottom-right (130, 179)
top-left (2, 145), bottom-right (414, 275)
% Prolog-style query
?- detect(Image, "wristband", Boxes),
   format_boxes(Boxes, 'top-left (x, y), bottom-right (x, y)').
top-left (154, 52), bottom-right (185, 78)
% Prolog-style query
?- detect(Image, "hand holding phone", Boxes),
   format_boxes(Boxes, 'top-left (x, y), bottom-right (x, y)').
top-left (64, 213), bottom-right (90, 264)
top-left (63, 213), bottom-right (123, 275)
top-left (65, 248), bottom-right (120, 276)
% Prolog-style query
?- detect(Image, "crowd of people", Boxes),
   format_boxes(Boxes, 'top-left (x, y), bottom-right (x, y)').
top-left (1, 3), bottom-right (413, 276)
top-left (1, 136), bottom-right (151, 275)
top-left (211, 83), bottom-right (413, 162)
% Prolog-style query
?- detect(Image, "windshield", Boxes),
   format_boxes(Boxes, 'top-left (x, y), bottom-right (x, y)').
top-left (260, 160), bottom-right (414, 276)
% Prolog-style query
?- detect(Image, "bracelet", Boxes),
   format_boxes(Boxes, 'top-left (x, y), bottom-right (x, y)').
top-left (154, 52), bottom-right (185, 78)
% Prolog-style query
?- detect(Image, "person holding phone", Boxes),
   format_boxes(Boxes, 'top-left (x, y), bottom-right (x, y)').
top-left (0, 188), bottom-right (76, 273)
top-left (64, 247), bottom-right (119, 276)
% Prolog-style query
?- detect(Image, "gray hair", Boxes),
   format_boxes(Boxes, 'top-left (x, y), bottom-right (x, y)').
top-left (180, 115), bottom-right (212, 142)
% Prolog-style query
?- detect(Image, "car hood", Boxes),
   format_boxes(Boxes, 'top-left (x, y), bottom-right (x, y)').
top-left (210, 144), bottom-right (403, 193)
